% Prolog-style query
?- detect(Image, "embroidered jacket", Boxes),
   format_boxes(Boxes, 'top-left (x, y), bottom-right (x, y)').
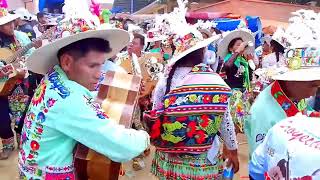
top-left (150, 64), bottom-right (236, 153)
top-left (19, 65), bottom-right (150, 179)
top-left (244, 81), bottom-right (320, 157)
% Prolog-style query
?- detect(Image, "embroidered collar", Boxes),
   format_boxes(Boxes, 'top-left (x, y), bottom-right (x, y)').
top-left (271, 81), bottom-right (319, 117)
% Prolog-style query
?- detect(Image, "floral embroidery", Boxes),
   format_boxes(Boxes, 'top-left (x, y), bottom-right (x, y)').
top-left (203, 95), bottom-right (212, 104)
top-left (199, 115), bottom-right (209, 128)
top-left (150, 119), bottom-right (161, 139)
top-left (32, 82), bottom-right (46, 106)
top-left (37, 112), bottom-right (46, 123)
top-left (83, 95), bottom-right (108, 119)
top-left (46, 98), bottom-right (57, 108)
top-left (30, 140), bottom-right (40, 151)
top-left (195, 130), bottom-right (206, 144)
top-left (281, 102), bottom-right (291, 110)
top-left (187, 121), bottom-right (197, 138)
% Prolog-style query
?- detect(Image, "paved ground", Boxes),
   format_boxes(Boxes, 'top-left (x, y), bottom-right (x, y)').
top-left (0, 135), bottom-right (249, 180)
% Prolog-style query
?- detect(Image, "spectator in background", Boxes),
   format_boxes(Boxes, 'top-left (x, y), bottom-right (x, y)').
top-left (200, 29), bottom-right (219, 72)
top-left (11, 8), bottom-right (36, 40)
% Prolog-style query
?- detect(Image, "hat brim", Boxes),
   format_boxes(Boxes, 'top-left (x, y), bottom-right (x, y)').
top-left (146, 36), bottom-right (167, 43)
top-left (272, 67), bottom-right (320, 81)
top-left (168, 35), bottom-right (221, 67)
top-left (0, 14), bottom-right (19, 26)
top-left (27, 29), bottom-right (130, 75)
top-left (217, 30), bottom-right (255, 59)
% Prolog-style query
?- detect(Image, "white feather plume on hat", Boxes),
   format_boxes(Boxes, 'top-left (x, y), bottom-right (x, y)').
top-left (285, 9), bottom-right (320, 48)
top-left (62, 0), bottom-right (100, 28)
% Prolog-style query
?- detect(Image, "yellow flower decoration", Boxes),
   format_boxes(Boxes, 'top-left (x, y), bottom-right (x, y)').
top-left (212, 95), bottom-right (220, 103)
top-left (192, 66), bottom-right (200, 72)
top-left (288, 57), bottom-right (302, 70)
top-left (164, 99), bottom-right (170, 108)
top-left (189, 94), bottom-right (197, 102)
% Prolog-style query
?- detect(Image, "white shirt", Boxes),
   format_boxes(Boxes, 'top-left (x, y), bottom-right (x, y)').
top-left (204, 48), bottom-right (218, 72)
top-left (262, 52), bottom-right (286, 68)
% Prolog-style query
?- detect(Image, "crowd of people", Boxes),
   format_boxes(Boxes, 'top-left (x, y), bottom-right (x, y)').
top-left (0, 0), bottom-right (319, 179)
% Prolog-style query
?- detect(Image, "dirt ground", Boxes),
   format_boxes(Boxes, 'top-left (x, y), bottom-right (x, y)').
top-left (0, 134), bottom-right (249, 180)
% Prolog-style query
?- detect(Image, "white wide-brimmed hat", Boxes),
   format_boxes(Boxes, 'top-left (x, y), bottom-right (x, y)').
top-left (13, 8), bottom-right (36, 22)
top-left (0, 8), bottom-right (19, 26)
top-left (27, 0), bottom-right (130, 75)
top-left (217, 29), bottom-right (255, 59)
top-left (27, 29), bottom-right (130, 75)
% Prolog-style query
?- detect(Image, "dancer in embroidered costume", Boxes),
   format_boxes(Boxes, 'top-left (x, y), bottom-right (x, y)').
top-left (143, 1), bottom-right (239, 179)
top-left (19, 2), bottom-right (150, 179)
top-left (245, 9), bottom-right (320, 159)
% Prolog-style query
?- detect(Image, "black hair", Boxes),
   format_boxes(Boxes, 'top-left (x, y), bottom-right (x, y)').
top-left (270, 39), bottom-right (285, 62)
top-left (228, 37), bottom-right (243, 53)
top-left (277, 159), bottom-right (287, 178)
top-left (57, 38), bottom-right (111, 62)
top-left (165, 48), bottom-right (205, 94)
top-left (133, 33), bottom-right (145, 46)
top-left (37, 12), bottom-right (45, 20)
top-left (212, 28), bottom-right (222, 35)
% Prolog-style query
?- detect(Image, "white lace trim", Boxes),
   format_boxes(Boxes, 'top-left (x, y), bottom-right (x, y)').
top-left (220, 107), bottom-right (238, 150)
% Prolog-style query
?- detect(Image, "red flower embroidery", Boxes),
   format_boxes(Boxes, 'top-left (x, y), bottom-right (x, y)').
top-left (195, 130), bottom-right (206, 144)
top-left (163, 116), bottom-right (170, 124)
top-left (30, 140), bottom-right (40, 151)
top-left (150, 119), bottom-right (161, 139)
top-left (27, 153), bottom-right (34, 159)
top-left (203, 95), bottom-right (212, 104)
top-left (200, 115), bottom-right (210, 128)
top-left (219, 95), bottom-right (228, 103)
top-left (187, 121), bottom-right (197, 137)
top-left (176, 116), bottom-right (188, 122)
top-left (169, 96), bottom-right (177, 105)
top-left (37, 128), bottom-right (43, 134)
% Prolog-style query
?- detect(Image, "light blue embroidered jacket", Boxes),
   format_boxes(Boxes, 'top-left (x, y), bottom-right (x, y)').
top-left (19, 65), bottom-right (150, 179)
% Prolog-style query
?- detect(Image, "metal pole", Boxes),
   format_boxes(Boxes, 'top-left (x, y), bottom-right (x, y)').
top-left (130, 0), bottom-right (134, 14)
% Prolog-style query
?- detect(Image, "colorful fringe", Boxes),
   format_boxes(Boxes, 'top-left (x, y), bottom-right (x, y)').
top-left (229, 89), bottom-right (251, 133)
top-left (151, 150), bottom-right (223, 180)
top-left (2, 137), bottom-right (14, 150)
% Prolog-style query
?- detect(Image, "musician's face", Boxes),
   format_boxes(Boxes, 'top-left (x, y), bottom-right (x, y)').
top-left (60, 50), bottom-right (107, 91)
top-left (0, 21), bottom-right (15, 36)
top-left (128, 38), bottom-right (143, 56)
top-left (38, 16), bottom-right (47, 25)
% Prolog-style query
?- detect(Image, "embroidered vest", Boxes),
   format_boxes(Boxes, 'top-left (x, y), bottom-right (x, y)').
top-left (151, 64), bottom-right (232, 153)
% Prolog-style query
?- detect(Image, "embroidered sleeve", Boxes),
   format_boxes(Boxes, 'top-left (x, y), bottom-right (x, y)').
top-left (220, 108), bottom-right (238, 150)
top-left (47, 93), bottom-right (150, 163)
top-left (152, 74), bottom-right (167, 110)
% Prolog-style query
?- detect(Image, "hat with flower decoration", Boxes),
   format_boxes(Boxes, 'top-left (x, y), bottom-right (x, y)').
top-left (27, 0), bottom-right (130, 75)
top-left (0, 8), bottom-right (19, 26)
top-left (271, 46), bottom-right (320, 81)
top-left (158, 0), bottom-right (221, 67)
top-left (257, 9), bottom-right (320, 81)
